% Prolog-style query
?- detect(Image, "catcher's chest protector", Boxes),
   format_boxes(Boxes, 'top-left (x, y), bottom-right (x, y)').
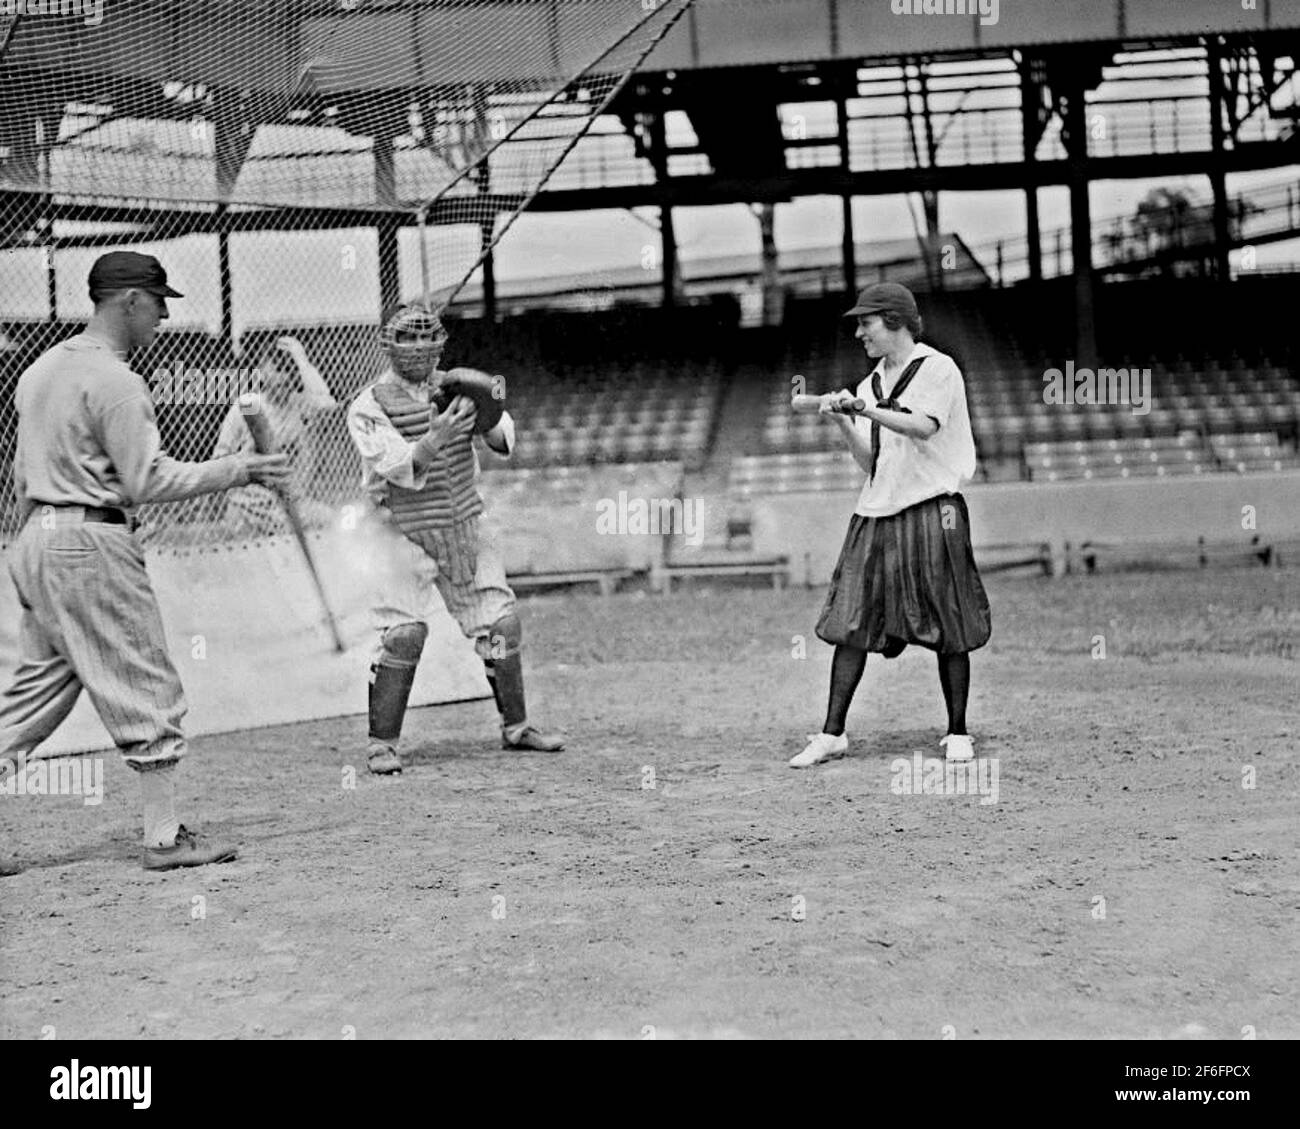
top-left (372, 380), bottom-right (483, 533)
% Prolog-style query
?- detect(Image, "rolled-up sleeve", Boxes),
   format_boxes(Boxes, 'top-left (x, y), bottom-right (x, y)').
top-left (346, 392), bottom-right (427, 490)
top-left (903, 357), bottom-right (959, 431)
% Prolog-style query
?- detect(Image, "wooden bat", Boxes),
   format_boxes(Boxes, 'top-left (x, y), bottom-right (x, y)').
top-left (791, 393), bottom-right (868, 415)
top-left (238, 393), bottom-right (346, 653)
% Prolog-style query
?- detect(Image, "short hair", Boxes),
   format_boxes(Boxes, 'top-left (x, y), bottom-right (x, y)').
top-left (91, 284), bottom-right (172, 306)
top-left (879, 309), bottom-right (923, 339)
top-left (88, 286), bottom-right (128, 307)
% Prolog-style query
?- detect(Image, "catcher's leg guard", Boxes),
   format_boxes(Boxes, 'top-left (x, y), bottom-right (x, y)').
top-left (369, 622), bottom-right (428, 742)
top-left (477, 612), bottom-right (525, 729)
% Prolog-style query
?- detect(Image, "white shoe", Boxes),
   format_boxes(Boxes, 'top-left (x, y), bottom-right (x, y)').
top-left (789, 732), bottom-right (848, 768)
top-left (940, 734), bottom-right (975, 762)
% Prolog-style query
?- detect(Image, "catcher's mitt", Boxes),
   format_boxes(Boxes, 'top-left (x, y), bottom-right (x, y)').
top-left (431, 367), bottom-right (506, 434)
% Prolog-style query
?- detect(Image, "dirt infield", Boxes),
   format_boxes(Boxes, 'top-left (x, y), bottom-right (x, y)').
top-left (2, 566), bottom-right (1297, 1040)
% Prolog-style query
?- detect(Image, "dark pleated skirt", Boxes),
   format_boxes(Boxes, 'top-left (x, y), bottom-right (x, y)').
top-left (815, 493), bottom-right (991, 655)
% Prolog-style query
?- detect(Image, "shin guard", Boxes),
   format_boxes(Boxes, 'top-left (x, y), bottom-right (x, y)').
top-left (479, 613), bottom-right (525, 729)
top-left (483, 653), bottom-right (527, 730)
top-left (369, 622), bottom-right (427, 742)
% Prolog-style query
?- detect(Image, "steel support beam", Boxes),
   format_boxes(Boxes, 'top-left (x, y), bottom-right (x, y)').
top-left (217, 223), bottom-right (233, 344)
top-left (1020, 56), bottom-right (1050, 285)
top-left (1061, 75), bottom-right (1097, 368)
top-left (6, 140), bottom-right (1295, 234)
top-left (1206, 37), bottom-right (1233, 283)
top-left (837, 93), bottom-right (855, 297)
top-left (648, 105), bottom-right (677, 309)
top-left (378, 216), bottom-right (401, 317)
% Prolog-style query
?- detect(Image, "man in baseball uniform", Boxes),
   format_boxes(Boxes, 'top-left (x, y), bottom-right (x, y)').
top-left (346, 302), bottom-right (563, 776)
top-left (212, 333), bottom-right (337, 535)
top-left (0, 251), bottom-right (290, 869)
top-left (791, 282), bottom-right (991, 769)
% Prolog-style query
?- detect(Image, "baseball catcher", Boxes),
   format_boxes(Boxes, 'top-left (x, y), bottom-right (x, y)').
top-left (345, 302), bottom-right (564, 775)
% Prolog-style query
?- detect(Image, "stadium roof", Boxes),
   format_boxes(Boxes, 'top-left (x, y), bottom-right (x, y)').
top-left (5, 0), bottom-right (1298, 97)
top-left (647, 0), bottom-right (1300, 70)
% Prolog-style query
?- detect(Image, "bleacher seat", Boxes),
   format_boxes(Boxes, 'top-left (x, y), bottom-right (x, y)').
top-left (728, 449), bottom-right (862, 496)
top-left (6, 294), bottom-right (1299, 494)
top-left (1210, 431), bottom-right (1300, 473)
top-left (1024, 432), bottom-right (1220, 482)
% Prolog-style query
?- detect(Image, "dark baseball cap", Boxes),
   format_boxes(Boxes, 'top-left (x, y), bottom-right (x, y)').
top-left (88, 251), bottom-right (183, 299)
top-left (845, 281), bottom-right (917, 319)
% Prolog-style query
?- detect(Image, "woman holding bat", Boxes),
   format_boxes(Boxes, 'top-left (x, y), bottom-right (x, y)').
top-left (789, 282), bottom-right (991, 769)
top-left (213, 334), bottom-right (337, 535)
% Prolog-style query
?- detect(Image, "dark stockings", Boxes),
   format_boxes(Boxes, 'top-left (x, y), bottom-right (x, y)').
top-left (937, 651), bottom-right (970, 735)
top-left (823, 645), bottom-right (971, 737)
top-left (823, 644), bottom-right (868, 737)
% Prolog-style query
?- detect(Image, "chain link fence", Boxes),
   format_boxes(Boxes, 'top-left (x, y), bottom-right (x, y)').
top-left (1, 0), bottom-right (694, 547)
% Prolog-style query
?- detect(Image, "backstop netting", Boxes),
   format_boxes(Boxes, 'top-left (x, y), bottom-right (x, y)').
top-left (0, 0), bottom-right (693, 547)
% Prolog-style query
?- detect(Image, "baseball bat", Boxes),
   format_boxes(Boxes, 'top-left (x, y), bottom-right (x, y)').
top-left (238, 393), bottom-right (346, 653)
top-left (791, 393), bottom-right (867, 415)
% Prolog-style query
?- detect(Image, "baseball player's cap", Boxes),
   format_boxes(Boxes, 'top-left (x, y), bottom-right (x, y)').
top-left (88, 251), bottom-right (184, 299)
top-left (844, 281), bottom-right (918, 319)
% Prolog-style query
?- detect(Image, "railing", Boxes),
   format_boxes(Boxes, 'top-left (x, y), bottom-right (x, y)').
top-left (17, 88), bottom-right (1296, 206)
top-left (971, 176), bottom-right (1300, 286)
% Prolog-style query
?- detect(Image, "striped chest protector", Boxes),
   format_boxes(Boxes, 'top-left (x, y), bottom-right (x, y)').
top-left (371, 380), bottom-right (483, 537)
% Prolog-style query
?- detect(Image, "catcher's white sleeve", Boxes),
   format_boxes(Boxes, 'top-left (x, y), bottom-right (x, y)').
top-left (346, 388), bottom-right (429, 491)
top-left (483, 410), bottom-right (515, 456)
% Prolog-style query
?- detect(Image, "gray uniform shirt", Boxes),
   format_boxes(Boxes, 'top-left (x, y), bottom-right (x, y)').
top-left (12, 333), bottom-right (247, 520)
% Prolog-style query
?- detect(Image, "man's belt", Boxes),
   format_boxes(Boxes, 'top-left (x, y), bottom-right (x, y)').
top-left (33, 504), bottom-right (133, 527)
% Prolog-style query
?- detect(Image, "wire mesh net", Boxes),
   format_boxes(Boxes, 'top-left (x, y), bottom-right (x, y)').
top-left (0, 0), bottom-right (692, 547)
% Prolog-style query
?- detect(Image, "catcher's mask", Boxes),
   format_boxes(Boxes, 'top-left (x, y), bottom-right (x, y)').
top-left (380, 303), bottom-right (447, 383)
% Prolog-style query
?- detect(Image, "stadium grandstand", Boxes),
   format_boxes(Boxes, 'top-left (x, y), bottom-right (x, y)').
top-left (2, 0), bottom-right (1299, 585)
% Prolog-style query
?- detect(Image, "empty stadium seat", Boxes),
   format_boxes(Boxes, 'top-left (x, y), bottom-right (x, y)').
top-left (728, 449), bottom-right (863, 496)
top-left (1209, 431), bottom-right (1300, 473)
top-left (1023, 431), bottom-right (1223, 481)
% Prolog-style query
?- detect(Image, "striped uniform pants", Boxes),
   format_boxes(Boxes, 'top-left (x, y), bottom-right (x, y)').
top-left (369, 513), bottom-right (516, 659)
top-left (0, 509), bottom-right (186, 768)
